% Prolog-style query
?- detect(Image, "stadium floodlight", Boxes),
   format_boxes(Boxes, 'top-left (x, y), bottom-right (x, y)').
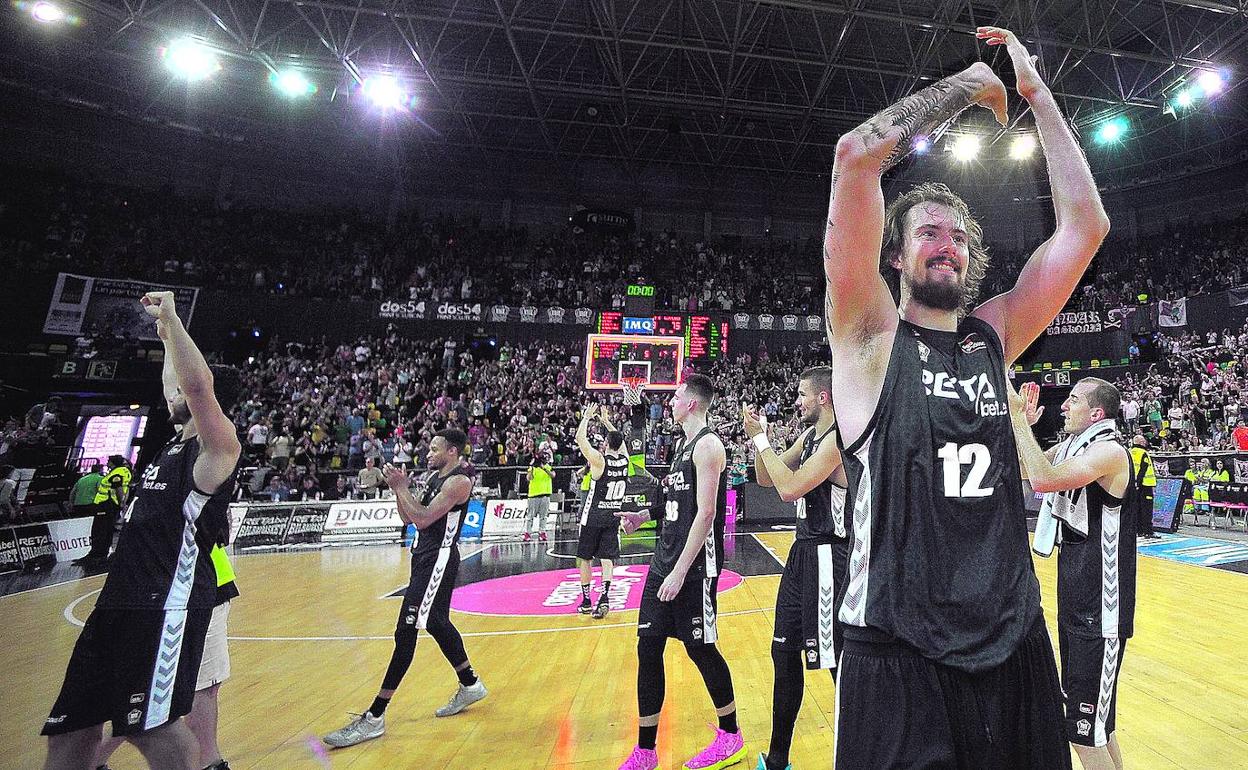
top-left (1196, 70), bottom-right (1224, 96)
top-left (363, 76), bottom-right (406, 109)
top-left (1095, 117), bottom-right (1127, 145)
top-left (1174, 89), bottom-right (1194, 109)
top-left (1009, 134), bottom-right (1037, 160)
top-left (913, 136), bottom-right (931, 154)
top-left (163, 38), bottom-right (221, 81)
top-left (271, 70), bottom-right (316, 98)
top-left (949, 134), bottom-right (980, 161)
top-left (30, 1), bottom-right (65, 22)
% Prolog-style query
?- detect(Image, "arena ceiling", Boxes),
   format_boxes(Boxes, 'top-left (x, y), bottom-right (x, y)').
top-left (5, 0), bottom-right (1248, 189)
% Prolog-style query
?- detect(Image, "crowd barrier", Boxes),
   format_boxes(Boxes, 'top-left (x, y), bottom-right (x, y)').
top-left (0, 516), bottom-right (92, 574)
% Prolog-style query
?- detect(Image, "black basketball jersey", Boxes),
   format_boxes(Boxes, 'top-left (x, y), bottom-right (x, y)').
top-left (652, 427), bottom-right (726, 580)
top-left (796, 425), bottom-right (848, 543)
top-left (96, 437), bottom-right (237, 611)
top-left (838, 317), bottom-right (1041, 672)
top-left (412, 464), bottom-right (475, 559)
top-left (581, 453), bottom-right (631, 528)
top-left (1058, 448), bottom-right (1137, 639)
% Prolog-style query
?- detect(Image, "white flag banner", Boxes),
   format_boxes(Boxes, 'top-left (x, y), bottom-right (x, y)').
top-left (1157, 298), bottom-right (1187, 327)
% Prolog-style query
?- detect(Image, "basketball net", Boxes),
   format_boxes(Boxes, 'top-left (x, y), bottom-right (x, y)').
top-left (620, 376), bottom-right (646, 406)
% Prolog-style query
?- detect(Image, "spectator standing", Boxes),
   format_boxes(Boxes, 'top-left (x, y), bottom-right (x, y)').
top-left (357, 457), bottom-right (384, 499)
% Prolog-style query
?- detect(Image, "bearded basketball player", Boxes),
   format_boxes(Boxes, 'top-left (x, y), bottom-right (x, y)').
top-left (821, 27), bottom-right (1109, 769)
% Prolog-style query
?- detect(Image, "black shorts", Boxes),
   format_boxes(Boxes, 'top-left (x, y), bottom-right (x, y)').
top-left (398, 547), bottom-right (460, 631)
top-left (43, 607), bottom-right (212, 737)
top-left (637, 569), bottom-right (719, 645)
top-left (834, 615), bottom-right (1070, 770)
top-left (1058, 627), bottom-right (1127, 747)
top-left (576, 524), bottom-right (620, 560)
top-left (774, 539), bottom-right (848, 670)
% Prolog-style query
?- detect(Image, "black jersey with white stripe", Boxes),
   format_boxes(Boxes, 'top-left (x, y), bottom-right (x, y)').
top-left (652, 427), bottom-right (726, 580)
top-left (837, 317), bottom-right (1041, 672)
top-left (581, 453), bottom-right (631, 528)
top-left (96, 437), bottom-right (237, 611)
top-left (796, 426), bottom-right (848, 543)
top-left (412, 464), bottom-right (475, 559)
top-left (1058, 449), bottom-right (1137, 639)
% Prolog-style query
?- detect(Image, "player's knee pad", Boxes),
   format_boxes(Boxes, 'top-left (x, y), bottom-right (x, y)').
top-left (637, 636), bottom-right (666, 665)
top-left (393, 625), bottom-right (419, 651)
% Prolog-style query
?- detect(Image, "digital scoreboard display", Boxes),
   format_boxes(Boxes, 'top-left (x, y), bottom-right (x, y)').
top-left (585, 334), bottom-right (684, 390)
top-left (595, 313), bottom-right (728, 361)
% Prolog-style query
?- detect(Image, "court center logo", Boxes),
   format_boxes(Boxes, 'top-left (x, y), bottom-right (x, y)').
top-left (448, 565), bottom-right (743, 617)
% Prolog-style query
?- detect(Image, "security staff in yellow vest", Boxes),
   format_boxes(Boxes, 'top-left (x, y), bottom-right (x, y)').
top-left (1130, 436), bottom-right (1158, 537)
top-left (80, 455), bottom-right (132, 564)
top-left (525, 452), bottom-right (554, 542)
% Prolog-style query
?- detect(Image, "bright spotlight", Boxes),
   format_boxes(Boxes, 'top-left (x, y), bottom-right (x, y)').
top-left (1095, 117), bottom-right (1127, 145)
top-left (1196, 70), bottom-right (1224, 96)
top-left (363, 76), bottom-right (406, 109)
top-left (913, 137), bottom-right (930, 154)
top-left (30, 1), bottom-right (65, 22)
top-left (271, 70), bottom-right (316, 98)
top-left (1174, 89), bottom-right (1194, 109)
top-left (1009, 134), bottom-right (1037, 160)
top-left (163, 39), bottom-right (221, 81)
top-left (949, 134), bottom-right (980, 161)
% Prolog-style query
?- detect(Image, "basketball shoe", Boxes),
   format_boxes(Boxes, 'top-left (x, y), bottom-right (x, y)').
top-left (618, 746), bottom-right (659, 770)
top-left (323, 712), bottom-right (384, 748)
top-left (684, 726), bottom-right (745, 769)
top-left (435, 679), bottom-right (488, 717)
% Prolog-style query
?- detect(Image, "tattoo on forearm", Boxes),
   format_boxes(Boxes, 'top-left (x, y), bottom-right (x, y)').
top-left (852, 74), bottom-right (980, 174)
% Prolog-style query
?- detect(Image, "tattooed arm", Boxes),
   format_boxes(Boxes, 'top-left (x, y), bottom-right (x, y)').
top-left (970, 27), bottom-right (1111, 364)
top-left (823, 62), bottom-right (1008, 346)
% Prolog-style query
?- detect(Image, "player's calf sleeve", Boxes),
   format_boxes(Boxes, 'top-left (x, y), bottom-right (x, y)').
top-left (684, 642), bottom-right (736, 712)
top-left (637, 636), bottom-right (667, 716)
top-left (768, 648), bottom-right (805, 766)
top-left (381, 626), bottom-right (420, 691)
top-left (427, 618), bottom-right (471, 674)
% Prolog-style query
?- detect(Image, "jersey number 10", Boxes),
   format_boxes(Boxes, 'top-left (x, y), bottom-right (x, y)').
top-left (605, 480), bottom-right (627, 501)
top-left (936, 442), bottom-right (995, 498)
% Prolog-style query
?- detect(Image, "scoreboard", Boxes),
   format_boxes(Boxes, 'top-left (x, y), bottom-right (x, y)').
top-left (584, 334), bottom-right (684, 390)
top-left (596, 312), bottom-right (729, 361)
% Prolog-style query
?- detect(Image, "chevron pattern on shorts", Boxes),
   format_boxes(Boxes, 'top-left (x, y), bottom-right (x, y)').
top-left (840, 448), bottom-right (873, 626)
top-left (1100, 504), bottom-right (1122, 636)
top-left (702, 578), bottom-right (718, 643)
top-left (145, 609), bottom-right (188, 729)
top-left (1094, 637), bottom-right (1121, 745)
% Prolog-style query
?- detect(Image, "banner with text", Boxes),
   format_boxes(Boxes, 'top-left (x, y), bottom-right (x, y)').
top-left (0, 528), bottom-right (21, 574)
top-left (730, 312), bottom-right (824, 333)
top-left (322, 499), bottom-right (405, 542)
top-left (43, 273), bottom-right (199, 340)
top-left (378, 300), bottom-right (595, 326)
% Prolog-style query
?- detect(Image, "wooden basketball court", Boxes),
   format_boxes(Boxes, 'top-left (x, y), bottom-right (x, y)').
top-left (3, 529), bottom-right (1246, 769)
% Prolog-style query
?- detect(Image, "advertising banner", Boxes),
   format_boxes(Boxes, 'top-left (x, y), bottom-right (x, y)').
top-left (1045, 310), bottom-right (1122, 335)
top-left (382, 301), bottom-right (595, 326)
top-left (234, 506), bottom-right (294, 549)
top-left (43, 273), bottom-right (199, 340)
top-left (14, 523), bottom-right (56, 571)
top-left (483, 498), bottom-right (547, 536)
top-left (0, 528), bottom-right (21, 574)
top-left (322, 499), bottom-right (405, 542)
top-left (461, 500), bottom-right (486, 541)
top-left (285, 505), bottom-right (329, 544)
top-left (46, 516), bottom-right (93, 562)
top-left (730, 312), bottom-right (824, 333)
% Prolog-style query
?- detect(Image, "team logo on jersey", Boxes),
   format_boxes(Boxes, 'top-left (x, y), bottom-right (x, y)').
top-left (958, 333), bottom-right (986, 355)
top-left (490, 305), bottom-right (511, 321)
top-left (691, 627), bottom-right (703, 640)
top-left (921, 369), bottom-right (1006, 416)
top-left (127, 709), bottom-right (142, 726)
top-left (166, 442), bottom-right (185, 455)
top-left (917, 341), bottom-right (930, 363)
top-left (807, 650), bottom-right (818, 664)
top-left (1076, 719), bottom-right (1091, 737)
top-left (1079, 702), bottom-right (1095, 714)
top-left (129, 693), bottom-right (145, 705)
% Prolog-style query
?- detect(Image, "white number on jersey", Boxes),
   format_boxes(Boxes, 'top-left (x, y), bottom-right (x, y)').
top-left (936, 442), bottom-right (995, 498)
top-left (665, 500), bottom-right (680, 522)
top-left (795, 498), bottom-right (807, 520)
top-left (605, 480), bottom-right (627, 501)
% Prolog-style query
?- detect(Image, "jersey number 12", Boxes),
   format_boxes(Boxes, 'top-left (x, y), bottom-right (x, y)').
top-left (937, 442), bottom-right (995, 498)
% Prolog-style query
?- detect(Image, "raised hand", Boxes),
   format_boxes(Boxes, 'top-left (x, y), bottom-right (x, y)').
top-left (1020, 380), bottom-right (1045, 426)
top-left (977, 27), bottom-right (1046, 101)
top-left (140, 291), bottom-right (178, 321)
top-left (381, 463), bottom-right (409, 490)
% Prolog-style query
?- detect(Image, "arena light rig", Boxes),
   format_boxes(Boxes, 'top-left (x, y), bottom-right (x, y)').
top-left (949, 134), bottom-right (981, 161)
top-left (1095, 117), bottom-right (1128, 145)
top-left (363, 76), bottom-right (412, 110)
top-left (1009, 134), bottom-right (1037, 160)
top-left (16, 0), bottom-right (79, 24)
top-left (162, 38), bottom-right (221, 81)
top-left (271, 69), bottom-right (317, 99)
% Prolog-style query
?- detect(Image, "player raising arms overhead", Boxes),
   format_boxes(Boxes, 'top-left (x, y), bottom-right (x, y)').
top-left (821, 27), bottom-right (1109, 769)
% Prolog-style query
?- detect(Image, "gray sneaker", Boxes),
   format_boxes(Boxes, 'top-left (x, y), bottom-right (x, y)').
top-left (323, 712), bottom-right (385, 748)
top-left (434, 680), bottom-right (488, 717)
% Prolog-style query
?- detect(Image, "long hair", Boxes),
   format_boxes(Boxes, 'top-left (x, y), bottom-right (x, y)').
top-left (880, 181), bottom-right (990, 318)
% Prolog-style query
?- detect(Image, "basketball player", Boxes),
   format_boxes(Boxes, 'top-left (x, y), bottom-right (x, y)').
top-left (616, 374), bottom-right (745, 770)
top-left (42, 291), bottom-right (242, 770)
top-left (821, 26), bottom-right (1108, 768)
top-left (323, 429), bottom-right (486, 749)
top-left (1010, 378), bottom-right (1136, 770)
top-left (741, 365), bottom-right (847, 770)
top-left (573, 403), bottom-right (626, 618)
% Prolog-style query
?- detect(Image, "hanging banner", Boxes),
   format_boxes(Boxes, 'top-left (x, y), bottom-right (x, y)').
top-left (43, 273), bottom-right (199, 340)
top-left (14, 523), bottom-right (56, 571)
top-left (1158, 298), bottom-right (1188, 327)
top-left (1229, 287), bottom-right (1248, 307)
top-left (1045, 310), bottom-right (1122, 335)
top-left (381, 302), bottom-right (593, 326)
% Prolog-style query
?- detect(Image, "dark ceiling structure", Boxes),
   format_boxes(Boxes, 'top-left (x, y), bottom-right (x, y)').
top-left (3, 0), bottom-right (1248, 192)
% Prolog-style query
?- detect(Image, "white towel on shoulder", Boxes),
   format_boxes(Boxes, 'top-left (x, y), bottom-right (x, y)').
top-left (1032, 420), bottom-right (1120, 557)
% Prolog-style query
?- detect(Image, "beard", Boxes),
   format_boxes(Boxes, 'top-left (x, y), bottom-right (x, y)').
top-left (908, 273), bottom-right (964, 311)
top-left (170, 401), bottom-right (192, 426)
top-left (799, 406), bottom-right (819, 426)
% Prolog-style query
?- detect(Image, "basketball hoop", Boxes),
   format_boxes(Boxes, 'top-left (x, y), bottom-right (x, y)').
top-left (620, 376), bottom-right (647, 406)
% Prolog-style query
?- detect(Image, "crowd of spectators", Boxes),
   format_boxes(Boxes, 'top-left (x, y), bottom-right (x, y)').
top-left (6, 165), bottom-right (1246, 321)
